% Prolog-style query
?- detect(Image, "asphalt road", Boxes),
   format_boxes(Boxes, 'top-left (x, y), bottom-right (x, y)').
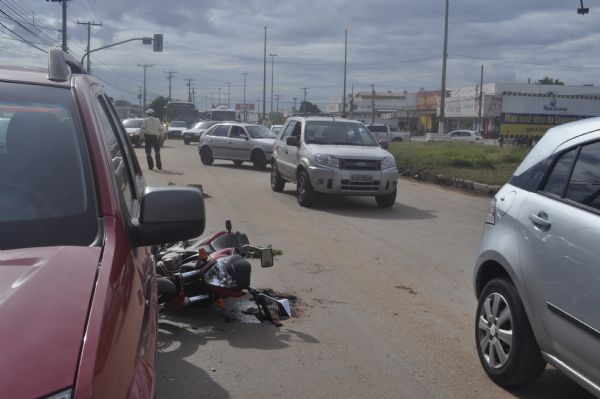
top-left (139, 140), bottom-right (593, 399)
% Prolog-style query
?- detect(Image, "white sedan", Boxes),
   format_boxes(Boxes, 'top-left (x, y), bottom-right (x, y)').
top-left (425, 130), bottom-right (483, 143)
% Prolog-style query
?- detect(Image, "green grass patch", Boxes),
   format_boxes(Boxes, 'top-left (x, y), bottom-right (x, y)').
top-left (388, 142), bottom-right (530, 186)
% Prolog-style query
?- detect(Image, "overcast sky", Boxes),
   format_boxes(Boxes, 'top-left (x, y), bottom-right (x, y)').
top-left (1, 0), bottom-right (599, 111)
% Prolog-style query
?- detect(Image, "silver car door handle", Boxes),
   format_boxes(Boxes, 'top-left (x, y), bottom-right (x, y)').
top-left (227, 140), bottom-right (232, 144)
top-left (529, 212), bottom-right (551, 231)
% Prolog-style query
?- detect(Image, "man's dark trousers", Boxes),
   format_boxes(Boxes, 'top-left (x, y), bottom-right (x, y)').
top-left (144, 135), bottom-right (162, 170)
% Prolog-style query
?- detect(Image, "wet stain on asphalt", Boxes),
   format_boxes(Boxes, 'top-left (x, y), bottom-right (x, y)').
top-left (395, 285), bottom-right (418, 295)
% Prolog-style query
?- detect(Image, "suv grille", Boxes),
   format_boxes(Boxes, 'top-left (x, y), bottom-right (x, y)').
top-left (339, 159), bottom-right (380, 170)
top-left (341, 180), bottom-right (381, 191)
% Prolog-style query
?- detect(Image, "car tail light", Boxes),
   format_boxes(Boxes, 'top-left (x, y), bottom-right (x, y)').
top-left (485, 198), bottom-right (496, 225)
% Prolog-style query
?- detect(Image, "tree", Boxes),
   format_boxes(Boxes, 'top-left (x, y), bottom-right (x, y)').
top-left (148, 96), bottom-right (169, 120)
top-left (536, 76), bottom-right (565, 85)
top-left (299, 101), bottom-right (322, 114)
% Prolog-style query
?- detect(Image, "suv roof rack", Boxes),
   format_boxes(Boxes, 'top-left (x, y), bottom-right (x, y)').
top-left (48, 48), bottom-right (85, 82)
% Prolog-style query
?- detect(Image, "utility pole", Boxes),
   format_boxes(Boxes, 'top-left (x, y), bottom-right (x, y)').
top-left (478, 64), bottom-right (484, 133)
top-left (218, 88), bottom-right (222, 106)
top-left (226, 81), bottom-right (231, 107)
top-left (47, 0), bottom-right (68, 51)
top-left (137, 64), bottom-right (153, 112)
top-left (164, 71), bottom-right (177, 102)
top-left (292, 97), bottom-right (297, 112)
top-left (138, 87), bottom-right (143, 116)
top-left (184, 78), bottom-right (194, 103)
top-left (439, 0), bottom-right (450, 134)
top-left (192, 87), bottom-right (197, 107)
top-left (342, 28), bottom-right (348, 117)
top-left (242, 72), bottom-right (248, 123)
top-left (269, 53), bottom-right (277, 113)
top-left (301, 88), bottom-right (309, 114)
top-left (262, 26), bottom-right (267, 124)
top-left (350, 85), bottom-right (354, 118)
top-left (76, 20), bottom-right (102, 73)
top-left (370, 84), bottom-right (376, 124)
top-left (275, 94), bottom-right (281, 113)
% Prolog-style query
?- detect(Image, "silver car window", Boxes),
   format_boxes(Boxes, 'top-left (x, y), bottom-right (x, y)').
top-left (566, 142), bottom-right (600, 209)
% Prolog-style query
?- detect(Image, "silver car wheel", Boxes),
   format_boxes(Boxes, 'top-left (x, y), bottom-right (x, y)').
top-left (298, 174), bottom-right (306, 201)
top-left (477, 292), bottom-right (513, 369)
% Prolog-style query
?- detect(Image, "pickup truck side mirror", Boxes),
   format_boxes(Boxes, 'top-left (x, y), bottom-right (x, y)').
top-left (286, 136), bottom-right (300, 147)
top-left (131, 186), bottom-right (205, 246)
top-left (379, 140), bottom-right (389, 149)
top-left (240, 133), bottom-right (249, 140)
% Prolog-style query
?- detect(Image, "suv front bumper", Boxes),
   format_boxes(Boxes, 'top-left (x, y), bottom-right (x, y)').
top-left (307, 166), bottom-right (398, 195)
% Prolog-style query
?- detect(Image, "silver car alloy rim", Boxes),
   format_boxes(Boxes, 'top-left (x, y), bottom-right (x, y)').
top-left (298, 175), bottom-right (305, 201)
top-left (477, 292), bottom-right (513, 369)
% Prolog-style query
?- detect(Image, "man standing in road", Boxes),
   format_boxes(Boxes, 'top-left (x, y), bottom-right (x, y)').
top-left (140, 108), bottom-right (165, 170)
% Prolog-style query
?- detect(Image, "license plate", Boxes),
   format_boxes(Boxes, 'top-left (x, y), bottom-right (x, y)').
top-left (350, 174), bottom-right (373, 182)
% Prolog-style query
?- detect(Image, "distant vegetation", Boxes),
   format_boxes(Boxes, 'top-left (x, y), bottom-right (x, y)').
top-left (388, 142), bottom-right (530, 186)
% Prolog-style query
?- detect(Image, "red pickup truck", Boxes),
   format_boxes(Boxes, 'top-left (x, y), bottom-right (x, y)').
top-left (0, 50), bottom-right (205, 399)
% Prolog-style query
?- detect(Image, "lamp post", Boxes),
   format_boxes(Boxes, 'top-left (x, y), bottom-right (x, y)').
top-left (242, 72), bottom-right (248, 123)
top-left (269, 53), bottom-right (277, 114)
top-left (438, 0), bottom-right (449, 134)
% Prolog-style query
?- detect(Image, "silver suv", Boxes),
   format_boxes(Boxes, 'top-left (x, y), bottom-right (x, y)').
top-left (271, 117), bottom-right (398, 207)
top-left (474, 117), bottom-right (600, 396)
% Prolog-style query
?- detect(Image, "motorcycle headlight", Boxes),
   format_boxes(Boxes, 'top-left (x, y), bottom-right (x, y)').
top-left (204, 258), bottom-right (236, 288)
top-left (381, 156), bottom-right (396, 170)
top-left (315, 154), bottom-right (339, 168)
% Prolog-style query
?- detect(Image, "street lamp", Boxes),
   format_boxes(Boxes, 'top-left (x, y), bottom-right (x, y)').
top-left (578, 0), bottom-right (589, 14)
top-left (269, 53), bottom-right (277, 114)
top-left (242, 72), bottom-right (248, 123)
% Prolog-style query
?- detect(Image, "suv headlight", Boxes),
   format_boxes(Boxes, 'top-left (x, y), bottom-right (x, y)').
top-left (381, 156), bottom-right (396, 170)
top-left (315, 154), bottom-right (339, 168)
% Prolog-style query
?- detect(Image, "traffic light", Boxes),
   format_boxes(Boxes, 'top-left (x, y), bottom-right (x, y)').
top-left (153, 34), bottom-right (163, 52)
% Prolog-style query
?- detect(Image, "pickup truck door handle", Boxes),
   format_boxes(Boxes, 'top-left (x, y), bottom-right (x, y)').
top-left (227, 140), bottom-right (232, 144)
top-left (529, 212), bottom-right (551, 231)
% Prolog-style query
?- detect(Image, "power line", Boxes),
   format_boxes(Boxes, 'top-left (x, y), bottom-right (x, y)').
top-left (0, 21), bottom-right (46, 52)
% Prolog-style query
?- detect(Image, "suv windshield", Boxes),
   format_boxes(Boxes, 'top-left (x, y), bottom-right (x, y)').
top-left (305, 121), bottom-right (377, 146)
top-left (246, 125), bottom-right (275, 138)
top-left (123, 119), bottom-right (143, 128)
top-left (0, 82), bottom-right (98, 250)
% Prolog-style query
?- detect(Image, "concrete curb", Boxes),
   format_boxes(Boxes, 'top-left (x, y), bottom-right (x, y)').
top-left (410, 173), bottom-right (500, 196)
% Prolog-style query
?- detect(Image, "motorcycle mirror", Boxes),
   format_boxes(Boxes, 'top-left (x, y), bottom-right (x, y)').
top-left (260, 294), bottom-right (292, 318)
top-left (261, 248), bottom-right (274, 268)
top-left (238, 233), bottom-right (250, 246)
top-left (225, 220), bottom-right (232, 233)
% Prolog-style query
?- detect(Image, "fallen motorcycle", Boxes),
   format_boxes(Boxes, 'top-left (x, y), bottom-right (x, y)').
top-left (156, 221), bottom-right (291, 323)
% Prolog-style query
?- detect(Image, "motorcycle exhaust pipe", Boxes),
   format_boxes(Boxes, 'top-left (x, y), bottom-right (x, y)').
top-left (180, 268), bottom-right (203, 282)
top-left (184, 294), bottom-right (212, 306)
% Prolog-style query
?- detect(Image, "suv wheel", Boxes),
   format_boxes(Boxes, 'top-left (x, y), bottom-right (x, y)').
top-left (183, 137), bottom-right (190, 145)
top-left (297, 169), bottom-right (315, 207)
top-left (271, 163), bottom-right (285, 192)
top-left (199, 147), bottom-right (214, 165)
top-left (375, 188), bottom-right (396, 208)
top-left (475, 278), bottom-right (546, 386)
top-left (252, 151), bottom-right (267, 170)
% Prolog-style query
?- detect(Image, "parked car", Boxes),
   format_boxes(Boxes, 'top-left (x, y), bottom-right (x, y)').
top-left (198, 122), bottom-right (276, 169)
top-left (123, 117), bottom-right (144, 147)
top-left (0, 49), bottom-right (206, 399)
top-left (425, 129), bottom-right (482, 142)
top-left (167, 120), bottom-right (188, 138)
top-left (271, 124), bottom-right (283, 136)
top-left (182, 120), bottom-right (219, 145)
top-left (271, 117), bottom-right (398, 207)
top-left (366, 123), bottom-right (393, 143)
top-left (473, 117), bottom-right (600, 396)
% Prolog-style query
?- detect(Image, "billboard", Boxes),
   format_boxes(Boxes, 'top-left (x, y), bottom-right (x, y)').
top-left (500, 94), bottom-right (600, 136)
top-left (235, 103), bottom-right (256, 111)
top-left (416, 90), bottom-right (440, 111)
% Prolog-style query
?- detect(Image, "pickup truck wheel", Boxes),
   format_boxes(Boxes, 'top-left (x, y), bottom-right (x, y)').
top-left (183, 138), bottom-right (190, 145)
top-left (475, 278), bottom-right (546, 386)
top-left (252, 151), bottom-right (267, 170)
top-left (199, 147), bottom-right (214, 165)
top-left (297, 170), bottom-right (315, 207)
top-left (271, 164), bottom-right (285, 192)
top-left (375, 188), bottom-right (396, 207)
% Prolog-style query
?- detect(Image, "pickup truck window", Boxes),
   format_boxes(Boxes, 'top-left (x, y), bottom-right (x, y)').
top-left (367, 125), bottom-right (388, 133)
top-left (0, 82), bottom-right (98, 250)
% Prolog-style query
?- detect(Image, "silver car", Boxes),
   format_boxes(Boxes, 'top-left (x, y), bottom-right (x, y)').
top-left (474, 117), bottom-right (600, 396)
top-left (182, 120), bottom-right (218, 145)
top-left (271, 117), bottom-right (398, 207)
top-left (198, 122), bottom-right (276, 169)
